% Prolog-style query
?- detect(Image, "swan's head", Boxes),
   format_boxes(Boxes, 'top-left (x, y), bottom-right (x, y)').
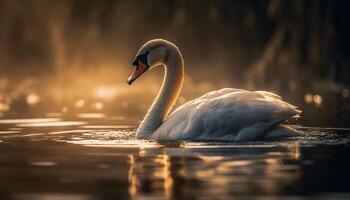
top-left (127, 39), bottom-right (169, 85)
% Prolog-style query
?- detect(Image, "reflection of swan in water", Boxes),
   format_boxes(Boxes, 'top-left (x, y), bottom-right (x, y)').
top-left (127, 39), bottom-right (301, 141)
top-left (128, 153), bottom-right (174, 199)
top-left (127, 144), bottom-right (301, 199)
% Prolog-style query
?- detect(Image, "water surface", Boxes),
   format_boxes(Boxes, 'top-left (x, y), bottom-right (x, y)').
top-left (0, 114), bottom-right (350, 200)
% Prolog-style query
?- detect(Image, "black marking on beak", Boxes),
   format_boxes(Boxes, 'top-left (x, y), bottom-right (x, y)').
top-left (128, 51), bottom-right (150, 86)
top-left (132, 51), bottom-right (150, 67)
top-left (132, 58), bottom-right (138, 66)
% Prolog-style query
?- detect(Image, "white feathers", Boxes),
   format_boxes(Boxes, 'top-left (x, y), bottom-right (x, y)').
top-left (151, 88), bottom-right (301, 141)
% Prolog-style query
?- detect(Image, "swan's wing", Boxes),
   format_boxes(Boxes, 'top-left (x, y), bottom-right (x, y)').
top-left (170, 88), bottom-right (244, 115)
top-left (153, 89), bottom-right (301, 141)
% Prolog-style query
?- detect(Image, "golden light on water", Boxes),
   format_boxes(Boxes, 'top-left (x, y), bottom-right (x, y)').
top-left (81, 125), bottom-right (132, 129)
top-left (30, 161), bottom-right (57, 167)
top-left (0, 130), bottom-right (21, 134)
top-left (16, 121), bottom-right (87, 127)
top-left (77, 113), bottom-right (106, 119)
top-left (128, 155), bottom-right (137, 198)
top-left (48, 129), bottom-right (93, 135)
top-left (0, 118), bottom-right (60, 124)
top-left (289, 144), bottom-right (301, 160)
top-left (128, 152), bottom-right (174, 199)
top-left (162, 155), bottom-right (173, 200)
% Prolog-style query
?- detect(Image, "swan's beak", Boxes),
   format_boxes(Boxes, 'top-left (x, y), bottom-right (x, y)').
top-left (127, 60), bottom-right (149, 85)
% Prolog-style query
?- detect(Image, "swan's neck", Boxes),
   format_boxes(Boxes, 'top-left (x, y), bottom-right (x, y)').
top-left (136, 47), bottom-right (184, 139)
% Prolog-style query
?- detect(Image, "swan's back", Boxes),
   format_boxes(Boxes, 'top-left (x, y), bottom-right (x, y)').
top-left (152, 88), bottom-right (301, 141)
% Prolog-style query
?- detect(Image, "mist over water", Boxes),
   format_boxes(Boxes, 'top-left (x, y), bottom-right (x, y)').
top-left (0, 1), bottom-right (349, 127)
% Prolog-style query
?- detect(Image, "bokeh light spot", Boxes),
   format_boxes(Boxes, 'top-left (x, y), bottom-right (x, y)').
top-left (26, 93), bottom-right (40, 106)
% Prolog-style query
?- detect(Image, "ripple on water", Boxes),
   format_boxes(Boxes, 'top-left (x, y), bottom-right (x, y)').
top-left (67, 139), bottom-right (163, 148)
top-left (16, 121), bottom-right (87, 127)
top-left (52, 128), bottom-right (350, 153)
top-left (21, 133), bottom-right (47, 137)
top-left (0, 130), bottom-right (21, 134)
top-left (30, 161), bottom-right (57, 167)
top-left (12, 194), bottom-right (94, 200)
top-left (0, 118), bottom-right (61, 124)
top-left (7, 127), bottom-right (23, 131)
top-left (80, 125), bottom-right (133, 129)
top-left (77, 113), bottom-right (106, 119)
top-left (59, 130), bottom-right (163, 148)
top-left (0, 118), bottom-right (349, 151)
top-left (48, 129), bottom-right (94, 135)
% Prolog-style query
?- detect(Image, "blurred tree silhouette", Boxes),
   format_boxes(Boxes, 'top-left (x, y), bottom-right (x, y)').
top-left (0, 0), bottom-right (349, 88)
top-left (246, 0), bottom-right (334, 88)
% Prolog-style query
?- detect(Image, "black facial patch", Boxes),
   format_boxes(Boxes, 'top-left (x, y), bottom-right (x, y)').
top-left (132, 51), bottom-right (150, 67)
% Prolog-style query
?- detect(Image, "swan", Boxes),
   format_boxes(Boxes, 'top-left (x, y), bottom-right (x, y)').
top-left (127, 39), bottom-right (301, 141)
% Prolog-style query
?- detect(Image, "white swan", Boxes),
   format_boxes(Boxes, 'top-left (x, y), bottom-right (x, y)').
top-left (127, 39), bottom-right (301, 141)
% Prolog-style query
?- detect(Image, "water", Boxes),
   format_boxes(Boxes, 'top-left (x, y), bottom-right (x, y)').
top-left (0, 114), bottom-right (350, 200)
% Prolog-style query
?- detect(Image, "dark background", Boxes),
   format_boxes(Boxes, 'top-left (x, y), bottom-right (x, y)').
top-left (0, 0), bottom-right (349, 127)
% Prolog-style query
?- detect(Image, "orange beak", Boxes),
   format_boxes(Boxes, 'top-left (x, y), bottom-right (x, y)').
top-left (127, 60), bottom-right (149, 85)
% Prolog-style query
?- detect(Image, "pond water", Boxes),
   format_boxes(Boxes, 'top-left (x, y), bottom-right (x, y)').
top-left (0, 114), bottom-right (350, 200)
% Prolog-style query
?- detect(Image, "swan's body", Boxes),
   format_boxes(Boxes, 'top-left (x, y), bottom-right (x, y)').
top-left (151, 88), bottom-right (300, 141)
top-left (128, 39), bottom-right (301, 141)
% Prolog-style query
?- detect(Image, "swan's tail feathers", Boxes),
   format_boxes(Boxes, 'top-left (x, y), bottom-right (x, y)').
top-left (236, 106), bottom-right (301, 142)
top-left (287, 107), bottom-right (302, 123)
top-left (264, 125), bottom-right (302, 139)
top-left (258, 108), bottom-right (302, 141)
top-left (293, 108), bottom-right (302, 118)
top-left (271, 107), bottom-right (301, 127)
